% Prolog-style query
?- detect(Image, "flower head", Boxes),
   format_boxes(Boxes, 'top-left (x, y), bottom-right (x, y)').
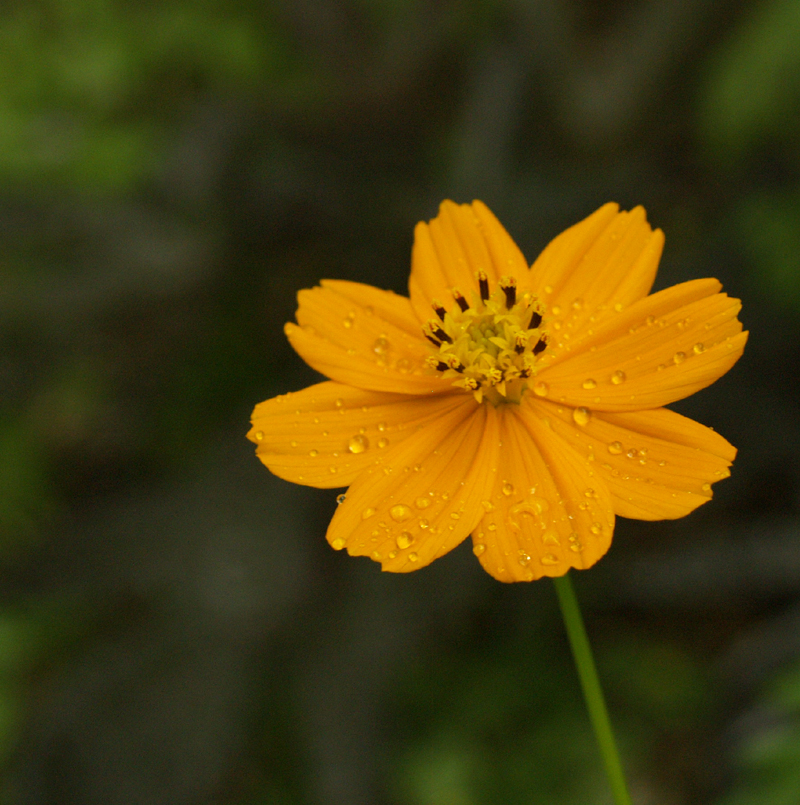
top-left (248, 201), bottom-right (747, 581)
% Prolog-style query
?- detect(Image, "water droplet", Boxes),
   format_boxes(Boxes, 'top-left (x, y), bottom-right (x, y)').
top-left (336, 493), bottom-right (346, 504)
top-left (343, 318), bottom-right (353, 329)
top-left (377, 422), bottom-right (387, 432)
top-left (614, 302), bottom-right (624, 312)
top-left (395, 357), bottom-right (411, 373)
top-left (569, 542), bottom-right (583, 553)
top-left (329, 466), bottom-right (337, 474)
top-left (573, 407), bottom-right (591, 426)
top-left (309, 449), bottom-right (319, 457)
top-left (450, 511), bottom-right (461, 520)
top-left (415, 497), bottom-right (430, 509)
top-left (480, 500), bottom-right (495, 512)
top-left (646, 315), bottom-right (655, 326)
top-left (487, 523), bottom-right (497, 531)
top-left (331, 538), bottom-right (346, 550)
top-left (377, 437), bottom-right (389, 448)
top-left (626, 448), bottom-right (638, 459)
top-left (582, 378), bottom-right (597, 390)
top-left (290, 440), bottom-right (298, 448)
top-left (362, 508), bottom-right (376, 520)
top-left (542, 531), bottom-right (560, 546)
top-left (611, 370), bottom-right (626, 385)
top-left (396, 531), bottom-right (414, 549)
top-left (608, 441), bottom-right (623, 455)
top-left (518, 553), bottom-right (531, 567)
top-left (584, 488), bottom-right (596, 498)
top-left (673, 351), bottom-right (686, 365)
top-left (419, 518), bottom-right (429, 529)
top-left (334, 398), bottom-right (344, 408)
top-left (408, 552), bottom-right (419, 562)
top-left (693, 342), bottom-right (705, 354)
top-left (544, 285), bottom-right (553, 294)
top-left (388, 550), bottom-right (397, 559)
top-left (502, 480), bottom-right (515, 496)
top-left (373, 336), bottom-right (390, 354)
top-left (371, 550), bottom-right (382, 561)
top-left (541, 553), bottom-right (559, 565)
top-left (347, 434), bottom-right (369, 454)
top-left (389, 504), bottom-right (413, 522)
top-left (702, 483), bottom-right (711, 493)
top-left (552, 305), bottom-right (562, 315)
top-left (473, 543), bottom-right (486, 556)
top-left (590, 522), bottom-right (602, 535)
top-left (533, 381), bottom-right (549, 397)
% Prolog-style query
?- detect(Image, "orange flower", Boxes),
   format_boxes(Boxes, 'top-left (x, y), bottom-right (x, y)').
top-left (248, 201), bottom-right (747, 581)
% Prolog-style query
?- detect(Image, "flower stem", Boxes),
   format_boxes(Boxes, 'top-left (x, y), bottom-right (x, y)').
top-left (553, 573), bottom-right (632, 805)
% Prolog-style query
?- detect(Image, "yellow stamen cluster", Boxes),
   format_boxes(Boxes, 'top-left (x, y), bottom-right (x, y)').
top-left (424, 272), bottom-right (548, 404)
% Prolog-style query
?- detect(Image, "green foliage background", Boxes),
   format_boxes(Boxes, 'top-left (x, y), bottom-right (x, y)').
top-left (1, 1), bottom-right (800, 803)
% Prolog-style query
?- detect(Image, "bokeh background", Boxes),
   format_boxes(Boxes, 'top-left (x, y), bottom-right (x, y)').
top-left (1, 1), bottom-right (799, 803)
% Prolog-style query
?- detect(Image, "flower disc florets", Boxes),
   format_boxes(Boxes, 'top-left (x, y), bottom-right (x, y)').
top-left (424, 271), bottom-right (548, 405)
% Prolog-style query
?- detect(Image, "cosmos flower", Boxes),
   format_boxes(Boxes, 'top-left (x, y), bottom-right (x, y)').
top-left (248, 201), bottom-right (746, 581)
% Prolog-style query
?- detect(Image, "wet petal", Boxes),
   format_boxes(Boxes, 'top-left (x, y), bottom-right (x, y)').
top-left (409, 200), bottom-right (529, 323)
top-left (472, 404), bottom-right (614, 582)
top-left (537, 279), bottom-right (747, 410)
top-left (529, 204), bottom-right (663, 342)
top-left (527, 399), bottom-right (736, 520)
top-left (287, 282), bottom-right (447, 395)
top-left (249, 381), bottom-right (466, 488)
top-left (327, 399), bottom-right (500, 572)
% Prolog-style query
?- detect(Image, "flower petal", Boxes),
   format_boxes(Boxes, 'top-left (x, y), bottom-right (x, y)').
top-left (326, 398), bottom-right (500, 572)
top-left (536, 279), bottom-right (747, 410)
top-left (526, 398), bottom-right (736, 520)
top-left (472, 404), bottom-right (615, 582)
top-left (249, 381), bottom-right (467, 488)
top-left (409, 200), bottom-right (529, 323)
top-left (529, 204), bottom-right (664, 336)
top-left (287, 281), bottom-right (447, 394)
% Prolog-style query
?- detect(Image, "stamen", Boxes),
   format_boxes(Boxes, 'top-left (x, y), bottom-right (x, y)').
top-left (432, 301), bottom-right (446, 321)
top-left (476, 271), bottom-right (490, 302)
top-left (452, 289), bottom-right (469, 312)
top-left (529, 309), bottom-right (542, 329)
top-left (427, 320), bottom-right (453, 344)
top-left (445, 355), bottom-right (465, 372)
top-left (500, 276), bottom-right (516, 309)
top-left (425, 334), bottom-right (441, 347)
top-left (533, 336), bottom-right (548, 355)
top-left (514, 332), bottom-right (528, 354)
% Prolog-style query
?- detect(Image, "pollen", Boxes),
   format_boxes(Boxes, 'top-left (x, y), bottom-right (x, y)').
top-left (423, 272), bottom-right (548, 404)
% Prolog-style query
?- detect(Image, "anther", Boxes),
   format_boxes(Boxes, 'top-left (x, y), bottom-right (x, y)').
top-left (452, 289), bottom-right (469, 312)
top-left (500, 276), bottom-right (516, 309)
top-left (514, 332), bottom-right (528, 354)
top-left (426, 320), bottom-right (453, 344)
top-left (476, 271), bottom-right (490, 302)
top-left (532, 336), bottom-right (548, 355)
top-left (528, 309), bottom-right (543, 329)
top-left (431, 301), bottom-right (446, 322)
top-left (425, 334), bottom-right (441, 347)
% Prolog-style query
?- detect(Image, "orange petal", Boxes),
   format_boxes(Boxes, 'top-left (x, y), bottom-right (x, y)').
top-left (326, 398), bottom-right (500, 572)
top-left (536, 279), bottom-right (747, 410)
top-left (473, 404), bottom-right (615, 582)
top-left (526, 398), bottom-right (736, 520)
top-left (287, 282), bottom-right (447, 395)
top-left (249, 381), bottom-right (466, 488)
top-left (529, 204), bottom-right (663, 340)
top-left (409, 200), bottom-right (529, 323)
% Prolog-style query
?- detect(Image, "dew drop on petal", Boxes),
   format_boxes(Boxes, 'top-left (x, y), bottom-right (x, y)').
top-left (309, 449), bottom-right (319, 457)
top-left (389, 504), bottom-right (413, 522)
top-left (693, 342), bottom-right (705, 354)
top-left (371, 551), bottom-right (382, 561)
top-left (533, 381), bottom-right (549, 397)
top-left (590, 522), bottom-right (602, 535)
top-left (573, 407), bottom-right (591, 426)
top-left (348, 434), bottom-right (370, 454)
top-left (377, 438), bottom-right (389, 448)
top-left (329, 466), bottom-right (337, 474)
top-left (673, 351), bottom-right (686, 365)
top-left (408, 552), bottom-right (419, 562)
top-left (361, 508), bottom-right (376, 520)
top-left (377, 422), bottom-right (387, 432)
top-left (396, 531), bottom-right (414, 549)
top-left (481, 500), bottom-right (495, 512)
top-left (502, 480), bottom-right (515, 496)
top-left (702, 483), bottom-right (711, 493)
top-left (415, 497), bottom-right (430, 509)
top-left (473, 543), bottom-right (486, 556)
top-left (290, 440), bottom-right (298, 448)
top-left (336, 493), bottom-right (346, 505)
top-left (388, 550), bottom-right (397, 559)
top-left (608, 441), bottom-right (623, 455)
top-left (582, 378), bottom-right (597, 390)
top-left (518, 553), bottom-right (531, 567)
top-left (611, 370), bottom-right (626, 385)
top-left (419, 518), bottom-right (429, 529)
top-left (542, 531), bottom-right (560, 546)
top-left (541, 553), bottom-right (559, 565)
top-left (373, 336), bottom-right (390, 354)
top-left (331, 538), bottom-right (346, 550)
top-left (395, 358), bottom-right (411, 373)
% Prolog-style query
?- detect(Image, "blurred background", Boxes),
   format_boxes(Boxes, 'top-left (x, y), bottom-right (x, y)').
top-left (1, 0), bottom-right (799, 803)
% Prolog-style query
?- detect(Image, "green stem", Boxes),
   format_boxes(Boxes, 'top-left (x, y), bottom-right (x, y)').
top-left (553, 572), bottom-right (632, 805)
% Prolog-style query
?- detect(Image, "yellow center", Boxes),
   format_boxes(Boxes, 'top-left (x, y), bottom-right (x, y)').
top-left (423, 272), bottom-right (549, 405)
